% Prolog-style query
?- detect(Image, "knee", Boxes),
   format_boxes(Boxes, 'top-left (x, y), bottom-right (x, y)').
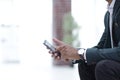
top-left (95, 60), bottom-right (111, 70)
top-left (95, 60), bottom-right (113, 74)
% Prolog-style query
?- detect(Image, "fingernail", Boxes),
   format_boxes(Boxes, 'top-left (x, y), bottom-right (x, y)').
top-left (54, 53), bottom-right (57, 56)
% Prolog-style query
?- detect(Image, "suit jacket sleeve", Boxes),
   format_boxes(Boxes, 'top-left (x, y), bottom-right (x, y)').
top-left (86, 43), bottom-right (120, 65)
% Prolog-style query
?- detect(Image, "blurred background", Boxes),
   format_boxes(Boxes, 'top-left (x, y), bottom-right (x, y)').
top-left (0, 0), bottom-right (107, 80)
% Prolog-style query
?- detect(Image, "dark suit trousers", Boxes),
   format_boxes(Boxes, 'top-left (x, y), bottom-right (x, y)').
top-left (78, 60), bottom-right (120, 80)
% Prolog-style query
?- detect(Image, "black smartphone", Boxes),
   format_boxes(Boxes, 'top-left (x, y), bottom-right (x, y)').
top-left (43, 40), bottom-right (61, 56)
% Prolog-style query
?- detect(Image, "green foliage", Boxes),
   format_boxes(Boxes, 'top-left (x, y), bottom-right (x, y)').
top-left (62, 12), bottom-right (80, 47)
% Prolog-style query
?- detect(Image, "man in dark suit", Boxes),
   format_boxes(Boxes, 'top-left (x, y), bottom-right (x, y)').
top-left (49, 0), bottom-right (120, 80)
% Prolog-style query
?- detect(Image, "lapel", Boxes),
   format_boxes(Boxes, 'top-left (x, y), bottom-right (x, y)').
top-left (113, 0), bottom-right (120, 19)
top-left (106, 11), bottom-right (110, 27)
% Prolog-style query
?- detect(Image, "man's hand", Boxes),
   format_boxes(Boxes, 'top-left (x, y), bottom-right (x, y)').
top-left (50, 38), bottom-right (80, 60)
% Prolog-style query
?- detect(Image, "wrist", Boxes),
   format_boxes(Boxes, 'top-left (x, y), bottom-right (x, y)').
top-left (78, 48), bottom-right (86, 60)
top-left (72, 48), bottom-right (86, 64)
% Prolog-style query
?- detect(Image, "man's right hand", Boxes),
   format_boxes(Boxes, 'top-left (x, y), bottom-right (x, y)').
top-left (48, 38), bottom-right (81, 61)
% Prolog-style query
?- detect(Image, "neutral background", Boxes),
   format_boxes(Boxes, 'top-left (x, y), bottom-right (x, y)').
top-left (0, 0), bottom-right (107, 80)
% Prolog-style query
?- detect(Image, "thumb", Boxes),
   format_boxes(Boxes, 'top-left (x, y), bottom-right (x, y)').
top-left (53, 38), bottom-right (64, 46)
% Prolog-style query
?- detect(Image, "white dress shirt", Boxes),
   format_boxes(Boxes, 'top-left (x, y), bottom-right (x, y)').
top-left (107, 0), bottom-right (116, 48)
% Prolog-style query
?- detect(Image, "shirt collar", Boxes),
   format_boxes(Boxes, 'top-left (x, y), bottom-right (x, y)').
top-left (107, 0), bottom-right (116, 10)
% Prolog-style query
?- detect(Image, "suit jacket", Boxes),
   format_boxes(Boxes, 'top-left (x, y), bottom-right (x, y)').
top-left (86, 0), bottom-right (120, 65)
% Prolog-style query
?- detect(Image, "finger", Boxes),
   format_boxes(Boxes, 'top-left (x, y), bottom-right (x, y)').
top-left (54, 53), bottom-right (58, 57)
top-left (60, 46), bottom-right (66, 52)
top-left (54, 56), bottom-right (61, 60)
top-left (51, 53), bottom-right (54, 57)
top-left (53, 38), bottom-right (63, 46)
top-left (57, 56), bottom-right (61, 60)
top-left (56, 45), bottom-right (65, 51)
top-left (49, 51), bottom-right (51, 54)
top-left (51, 53), bottom-right (58, 58)
top-left (49, 51), bottom-right (54, 54)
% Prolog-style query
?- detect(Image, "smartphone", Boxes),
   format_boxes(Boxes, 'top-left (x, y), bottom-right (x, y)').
top-left (43, 40), bottom-right (61, 56)
top-left (43, 40), bottom-right (56, 52)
